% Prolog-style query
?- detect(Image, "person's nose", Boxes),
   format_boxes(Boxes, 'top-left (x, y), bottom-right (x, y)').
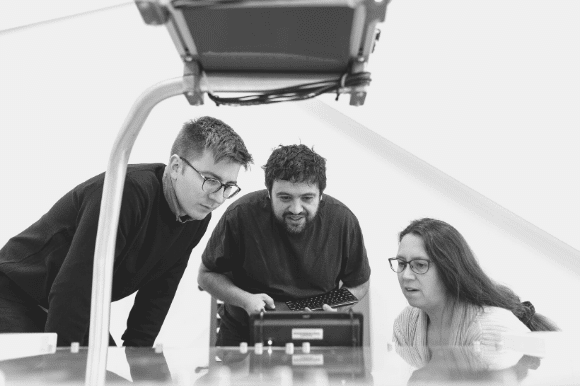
top-left (288, 199), bottom-right (303, 214)
top-left (208, 187), bottom-right (226, 206)
top-left (401, 263), bottom-right (416, 280)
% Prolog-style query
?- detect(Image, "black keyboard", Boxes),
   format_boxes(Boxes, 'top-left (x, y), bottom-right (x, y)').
top-left (285, 288), bottom-right (359, 311)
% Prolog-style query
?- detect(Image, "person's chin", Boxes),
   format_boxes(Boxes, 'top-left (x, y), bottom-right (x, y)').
top-left (188, 205), bottom-right (213, 220)
top-left (286, 225), bottom-right (304, 234)
top-left (189, 212), bottom-right (209, 220)
top-left (285, 218), bottom-right (306, 234)
top-left (402, 292), bottom-right (420, 306)
top-left (405, 298), bottom-right (423, 309)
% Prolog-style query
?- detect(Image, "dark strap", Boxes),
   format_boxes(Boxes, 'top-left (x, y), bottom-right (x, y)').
top-left (520, 301), bottom-right (536, 325)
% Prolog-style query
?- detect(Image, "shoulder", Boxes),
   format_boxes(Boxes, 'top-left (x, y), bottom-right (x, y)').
top-left (320, 194), bottom-right (360, 223)
top-left (320, 194), bottom-right (349, 211)
top-left (224, 189), bottom-right (269, 215)
top-left (124, 164), bottom-right (165, 192)
top-left (71, 164), bottom-right (163, 203)
top-left (113, 164), bottom-right (165, 208)
top-left (478, 306), bottom-right (529, 331)
top-left (395, 305), bottom-right (422, 323)
top-left (476, 306), bottom-right (530, 344)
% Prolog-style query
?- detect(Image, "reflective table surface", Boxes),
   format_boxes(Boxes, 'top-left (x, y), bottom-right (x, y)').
top-left (1, 336), bottom-right (579, 385)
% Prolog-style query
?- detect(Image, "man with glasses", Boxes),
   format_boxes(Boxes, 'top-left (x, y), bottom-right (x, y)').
top-left (0, 116), bottom-right (252, 347)
top-left (198, 144), bottom-right (371, 346)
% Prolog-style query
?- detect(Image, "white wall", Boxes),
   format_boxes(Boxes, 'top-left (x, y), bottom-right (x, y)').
top-left (1, 0), bottom-right (578, 367)
top-left (331, 0), bottom-right (580, 251)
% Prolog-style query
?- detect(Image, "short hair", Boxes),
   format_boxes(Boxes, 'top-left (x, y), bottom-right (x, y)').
top-left (262, 144), bottom-right (326, 194)
top-left (171, 116), bottom-right (253, 169)
top-left (399, 218), bottom-right (558, 331)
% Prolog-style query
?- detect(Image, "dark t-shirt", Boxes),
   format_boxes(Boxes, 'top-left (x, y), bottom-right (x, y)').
top-left (202, 190), bottom-right (371, 328)
top-left (0, 164), bottom-right (210, 346)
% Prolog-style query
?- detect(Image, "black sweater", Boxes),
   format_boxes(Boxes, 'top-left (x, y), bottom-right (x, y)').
top-left (0, 164), bottom-right (210, 346)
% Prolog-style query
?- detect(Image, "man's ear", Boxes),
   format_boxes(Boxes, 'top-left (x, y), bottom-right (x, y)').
top-left (169, 154), bottom-right (181, 178)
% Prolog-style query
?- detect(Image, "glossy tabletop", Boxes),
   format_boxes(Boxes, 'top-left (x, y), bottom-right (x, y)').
top-left (1, 334), bottom-right (579, 385)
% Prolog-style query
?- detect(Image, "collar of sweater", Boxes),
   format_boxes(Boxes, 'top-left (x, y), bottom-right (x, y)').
top-left (162, 165), bottom-right (193, 223)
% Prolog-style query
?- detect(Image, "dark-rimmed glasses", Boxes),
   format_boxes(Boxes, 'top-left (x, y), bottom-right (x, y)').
top-left (179, 156), bottom-right (241, 199)
top-left (388, 258), bottom-right (431, 275)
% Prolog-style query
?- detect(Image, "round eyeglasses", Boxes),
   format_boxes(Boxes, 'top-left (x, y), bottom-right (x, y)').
top-left (179, 156), bottom-right (241, 199)
top-left (388, 258), bottom-right (431, 275)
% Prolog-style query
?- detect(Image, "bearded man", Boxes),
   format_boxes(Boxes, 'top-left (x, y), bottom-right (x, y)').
top-left (198, 144), bottom-right (371, 346)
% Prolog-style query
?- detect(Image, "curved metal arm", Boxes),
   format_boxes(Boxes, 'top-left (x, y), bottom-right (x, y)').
top-left (85, 77), bottom-right (187, 386)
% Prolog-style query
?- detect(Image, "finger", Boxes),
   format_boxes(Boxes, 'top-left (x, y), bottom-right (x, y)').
top-left (304, 307), bottom-right (313, 312)
top-left (263, 295), bottom-right (276, 309)
top-left (322, 304), bottom-right (337, 312)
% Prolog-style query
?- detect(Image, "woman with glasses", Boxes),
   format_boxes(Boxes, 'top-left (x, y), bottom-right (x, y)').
top-left (390, 218), bottom-right (558, 361)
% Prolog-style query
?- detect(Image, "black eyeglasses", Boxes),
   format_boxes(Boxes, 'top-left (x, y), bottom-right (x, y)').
top-left (179, 156), bottom-right (241, 199)
top-left (388, 258), bottom-right (431, 275)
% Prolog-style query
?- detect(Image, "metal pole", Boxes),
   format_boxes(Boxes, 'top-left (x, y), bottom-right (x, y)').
top-left (85, 77), bottom-right (187, 386)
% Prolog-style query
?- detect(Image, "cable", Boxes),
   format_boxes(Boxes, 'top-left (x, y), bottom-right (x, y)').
top-left (0, 3), bottom-right (133, 35)
top-left (206, 72), bottom-right (371, 106)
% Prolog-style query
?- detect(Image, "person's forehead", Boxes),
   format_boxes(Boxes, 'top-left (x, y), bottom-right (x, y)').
top-left (272, 180), bottom-right (319, 195)
top-left (192, 150), bottom-right (240, 183)
top-left (398, 234), bottom-right (429, 258)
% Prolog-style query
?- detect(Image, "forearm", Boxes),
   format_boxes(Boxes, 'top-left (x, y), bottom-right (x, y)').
top-left (343, 280), bottom-right (369, 303)
top-left (321, 280), bottom-right (370, 312)
top-left (123, 261), bottom-right (187, 347)
top-left (197, 266), bottom-right (253, 310)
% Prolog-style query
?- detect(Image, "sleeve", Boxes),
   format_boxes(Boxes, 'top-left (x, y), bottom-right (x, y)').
top-left (339, 210), bottom-right (371, 287)
top-left (122, 216), bottom-right (210, 347)
top-left (125, 348), bottom-right (171, 381)
top-left (45, 178), bottom-right (143, 346)
top-left (201, 209), bottom-right (239, 273)
top-left (392, 307), bottom-right (430, 367)
top-left (476, 307), bottom-right (530, 370)
top-left (121, 256), bottom-right (188, 347)
top-left (478, 307), bottom-right (530, 346)
top-left (392, 306), bottom-right (417, 346)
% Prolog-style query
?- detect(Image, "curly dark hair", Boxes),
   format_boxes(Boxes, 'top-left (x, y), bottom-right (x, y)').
top-left (171, 116), bottom-right (253, 169)
top-left (399, 218), bottom-right (559, 332)
top-left (262, 144), bottom-right (326, 193)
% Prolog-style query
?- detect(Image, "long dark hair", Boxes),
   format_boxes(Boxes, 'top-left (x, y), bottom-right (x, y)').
top-left (399, 218), bottom-right (558, 331)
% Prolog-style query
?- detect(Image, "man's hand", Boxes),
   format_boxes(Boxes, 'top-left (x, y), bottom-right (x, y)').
top-left (243, 293), bottom-right (275, 315)
top-left (304, 304), bottom-right (338, 312)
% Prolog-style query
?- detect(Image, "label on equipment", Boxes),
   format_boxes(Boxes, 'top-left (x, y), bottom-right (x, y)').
top-left (292, 354), bottom-right (324, 366)
top-left (291, 328), bottom-right (323, 340)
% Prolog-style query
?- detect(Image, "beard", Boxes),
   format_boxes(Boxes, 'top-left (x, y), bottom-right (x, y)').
top-left (273, 208), bottom-right (318, 234)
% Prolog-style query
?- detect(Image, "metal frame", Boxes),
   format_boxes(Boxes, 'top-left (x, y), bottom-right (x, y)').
top-left (85, 76), bottom-right (188, 386)
top-left (160, 0), bottom-right (389, 69)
